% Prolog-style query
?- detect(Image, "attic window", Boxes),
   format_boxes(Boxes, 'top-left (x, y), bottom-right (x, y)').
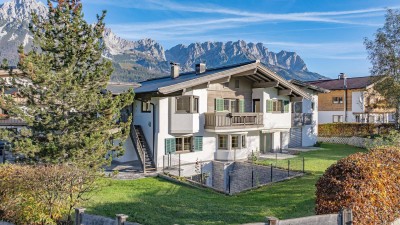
top-left (235, 79), bottom-right (240, 88)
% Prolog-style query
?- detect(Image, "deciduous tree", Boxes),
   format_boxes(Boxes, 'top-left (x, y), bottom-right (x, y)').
top-left (365, 9), bottom-right (400, 129)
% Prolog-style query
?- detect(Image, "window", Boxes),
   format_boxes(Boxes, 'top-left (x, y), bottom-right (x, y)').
top-left (332, 97), bottom-right (343, 104)
top-left (235, 79), bottom-right (240, 88)
top-left (293, 102), bottom-right (302, 113)
top-left (176, 96), bottom-right (199, 113)
top-left (215, 98), bottom-right (244, 112)
top-left (218, 135), bottom-right (228, 150)
top-left (175, 136), bottom-right (192, 152)
top-left (141, 101), bottom-right (151, 113)
top-left (231, 135), bottom-right (239, 149)
top-left (193, 97), bottom-right (199, 113)
top-left (333, 115), bottom-right (343, 123)
top-left (176, 96), bottom-right (191, 113)
top-left (311, 102), bottom-right (315, 111)
top-left (241, 135), bottom-right (246, 148)
top-left (272, 100), bottom-right (283, 112)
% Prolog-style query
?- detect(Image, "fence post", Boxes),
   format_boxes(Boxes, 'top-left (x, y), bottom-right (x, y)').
top-left (116, 214), bottom-right (129, 225)
top-left (178, 153), bottom-right (181, 177)
top-left (74, 208), bottom-right (85, 225)
top-left (265, 216), bottom-right (279, 225)
top-left (302, 157), bottom-right (305, 173)
top-left (270, 163), bottom-right (273, 182)
top-left (251, 167), bottom-right (254, 187)
top-left (340, 208), bottom-right (353, 225)
top-left (1, 146), bottom-right (4, 164)
top-left (287, 160), bottom-right (290, 177)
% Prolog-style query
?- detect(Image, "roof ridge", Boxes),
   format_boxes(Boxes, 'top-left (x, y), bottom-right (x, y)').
top-left (141, 60), bottom-right (258, 83)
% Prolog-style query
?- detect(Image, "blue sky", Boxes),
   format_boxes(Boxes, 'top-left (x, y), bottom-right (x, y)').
top-left (16, 0), bottom-right (400, 78)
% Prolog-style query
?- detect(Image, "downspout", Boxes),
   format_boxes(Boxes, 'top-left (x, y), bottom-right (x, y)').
top-left (150, 102), bottom-right (156, 162)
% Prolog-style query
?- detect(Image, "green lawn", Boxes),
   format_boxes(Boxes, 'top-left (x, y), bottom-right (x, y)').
top-left (85, 143), bottom-right (366, 225)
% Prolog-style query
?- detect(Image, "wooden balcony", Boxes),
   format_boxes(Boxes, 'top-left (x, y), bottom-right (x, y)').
top-left (292, 113), bottom-right (313, 127)
top-left (205, 112), bottom-right (264, 130)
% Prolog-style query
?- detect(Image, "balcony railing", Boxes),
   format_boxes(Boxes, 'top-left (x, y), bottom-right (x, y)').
top-left (205, 112), bottom-right (264, 130)
top-left (292, 113), bottom-right (313, 127)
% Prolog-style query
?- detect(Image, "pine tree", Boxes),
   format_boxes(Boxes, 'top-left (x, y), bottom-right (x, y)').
top-left (1, 0), bottom-right (133, 168)
top-left (1, 58), bottom-right (8, 70)
top-left (365, 9), bottom-right (400, 129)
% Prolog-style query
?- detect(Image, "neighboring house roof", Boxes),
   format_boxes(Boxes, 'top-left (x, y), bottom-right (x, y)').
top-left (106, 82), bottom-right (141, 95)
top-left (307, 76), bottom-right (379, 90)
top-left (289, 79), bottom-right (330, 93)
top-left (135, 60), bottom-right (311, 99)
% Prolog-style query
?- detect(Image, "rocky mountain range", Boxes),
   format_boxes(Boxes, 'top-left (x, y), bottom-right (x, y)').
top-left (0, 0), bottom-right (327, 82)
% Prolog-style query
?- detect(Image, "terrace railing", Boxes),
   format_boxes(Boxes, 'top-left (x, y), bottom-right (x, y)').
top-left (205, 112), bottom-right (264, 130)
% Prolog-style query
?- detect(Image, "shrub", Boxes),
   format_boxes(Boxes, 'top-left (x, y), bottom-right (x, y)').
top-left (367, 130), bottom-right (400, 149)
top-left (318, 123), bottom-right (394, 138)
top-left (0, 164), bottom-right (98, 225)
top-left (315, 147), bottom-right (400, 224)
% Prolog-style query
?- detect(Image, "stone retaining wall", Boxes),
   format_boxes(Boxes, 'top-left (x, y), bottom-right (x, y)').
top-left (81, 213), bottom-right (139, 225)
top-left (318, 136), bottom-right (373, 148)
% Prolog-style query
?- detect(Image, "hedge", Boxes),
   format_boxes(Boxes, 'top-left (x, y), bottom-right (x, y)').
top-left (315, 147), bottom-right (400, 224)
top-left (318, 123), bottom-right (395, 137)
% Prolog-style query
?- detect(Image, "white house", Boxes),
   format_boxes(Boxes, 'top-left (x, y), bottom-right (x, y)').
top-left (114, 61), bottom-right (326, 172)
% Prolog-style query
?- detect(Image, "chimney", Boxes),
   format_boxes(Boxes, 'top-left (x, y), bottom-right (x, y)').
top-left (338, 73), bottom-right (347, 88)
top-left (195, 63), bottom-right (206, 74)
top-left (170, 62), bottom-right (180, 79)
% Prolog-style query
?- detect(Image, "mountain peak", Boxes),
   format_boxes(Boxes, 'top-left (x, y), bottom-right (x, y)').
top-left (166, 40), bottom-right (309, 73)
top-left (0, 0), bottom-right (46, 22)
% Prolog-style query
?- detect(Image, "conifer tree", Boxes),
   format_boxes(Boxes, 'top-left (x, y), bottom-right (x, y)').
top-left (1, 0), bottom-right (133, 168)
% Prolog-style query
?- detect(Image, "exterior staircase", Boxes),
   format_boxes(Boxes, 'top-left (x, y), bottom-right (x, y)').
top-left (130, 124), bottom-right (156, 173)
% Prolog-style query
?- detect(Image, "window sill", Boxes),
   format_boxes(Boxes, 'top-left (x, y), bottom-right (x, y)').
top-left (175, 112), bottom-right (199, 114)
top-left (175, 150), bottom-right (192, 154)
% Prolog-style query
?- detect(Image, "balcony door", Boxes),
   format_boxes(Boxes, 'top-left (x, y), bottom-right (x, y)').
top-left (253, 99), bottom-right (261, 112)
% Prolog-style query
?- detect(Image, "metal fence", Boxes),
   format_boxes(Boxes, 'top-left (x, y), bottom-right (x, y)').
top-left (162, 153), bottom-right (306, 194)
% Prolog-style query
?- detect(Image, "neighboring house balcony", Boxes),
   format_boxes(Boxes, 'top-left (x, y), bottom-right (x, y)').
top-left (205, 112), bottom-right (264, 131)
top-left (291, 113), bottom-right (313, 127)
top-left (0, 116), bottom-right (27, 127)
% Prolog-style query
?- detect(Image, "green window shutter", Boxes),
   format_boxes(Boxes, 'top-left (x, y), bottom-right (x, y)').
top-left (215, 98), bottom-right (224, 112)
top-left (284, 100), bottom-right (290, 113)
top-left (239, 99), bottom-right (245, 113)
top-left (193, 136), bottom-right (203, 152)
top-left (266, 100), bottom-right (273, 113)
top-left (165, 138), bottom-right (176, 154)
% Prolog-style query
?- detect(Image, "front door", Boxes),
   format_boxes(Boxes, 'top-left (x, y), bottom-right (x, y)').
top-left (260, 132), bottom-right (273, 153)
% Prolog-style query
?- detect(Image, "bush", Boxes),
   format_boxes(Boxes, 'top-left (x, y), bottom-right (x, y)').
top-left (318, 123), bottom-right (394, 137)
top-left (367, 130), bottom-right (400, 149)
top-left (0, 164), bottom-right (98, 225)
top-left (315, 147), bottom-right (400, 224)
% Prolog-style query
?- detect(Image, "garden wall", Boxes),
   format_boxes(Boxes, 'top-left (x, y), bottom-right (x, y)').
top-left (318, 136), bottom-right (373, 148)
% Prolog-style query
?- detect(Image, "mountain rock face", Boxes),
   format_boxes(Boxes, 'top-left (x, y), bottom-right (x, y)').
top-left (0, 0), bottom-right (326, 82)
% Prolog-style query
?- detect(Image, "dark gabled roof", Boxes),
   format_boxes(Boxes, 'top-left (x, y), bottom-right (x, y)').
top-left (307, 76), bottom-right (378, 90)
top-left (134, 60), bottom-right (311, 99)
top-left (134, 61), bottom-right (256, 94)
top-left (289, 79), bottom-right (330, 93)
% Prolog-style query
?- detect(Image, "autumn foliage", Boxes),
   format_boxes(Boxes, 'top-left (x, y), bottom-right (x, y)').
top-left (318, 123), bottom-right (394, 137)
top-left (315, 147), bottom-right (400, 224)
top-left (0, 164), bottom-right (98, 225)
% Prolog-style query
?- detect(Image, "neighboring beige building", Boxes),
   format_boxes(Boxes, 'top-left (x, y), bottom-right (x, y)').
top-left (308, 74), bottom-right (395, 124)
